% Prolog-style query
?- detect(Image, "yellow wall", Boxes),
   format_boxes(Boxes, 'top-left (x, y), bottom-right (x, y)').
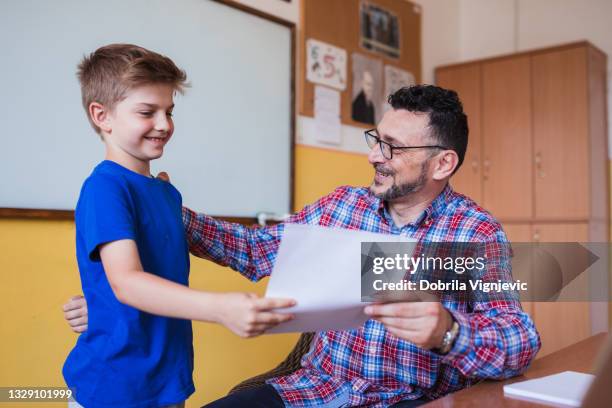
top-left (0, 144), bottom-right (373, 407)
top-left (4, 144), bottom-right (607, 406)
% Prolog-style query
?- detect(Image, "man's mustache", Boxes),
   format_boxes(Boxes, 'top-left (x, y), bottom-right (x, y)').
top-left (374, 165), bottom-right (394, 176)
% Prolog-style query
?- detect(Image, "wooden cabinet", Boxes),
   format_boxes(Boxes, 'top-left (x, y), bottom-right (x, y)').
top-left (436, 42), bottom-right (607, 224)
top-left (501, 223), bottom-right (534, 318)
top-left (532, 48), bottom-right (590, 220)
top-left (436, 64), bottom-right (483, 203)
top-left (531, 223), bottom-right (591, 357)
top-left (502, 223), bottom-right (532, 242)
top-left (436, 42), bottom-right (609, 357)
top-left (482, 57), bottom-right (533, 220)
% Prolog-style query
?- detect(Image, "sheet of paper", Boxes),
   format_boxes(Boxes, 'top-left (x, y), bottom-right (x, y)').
top-left (503, 371), bottom-right (594, 407)
top-left (306, 38), bottom-right (347, 90)
top-left (314, 85), bottom-right (342, 145)
top-left (382, 65), bottom-right (415, 115)
top-left (265, 224), bottom-right (414, 333)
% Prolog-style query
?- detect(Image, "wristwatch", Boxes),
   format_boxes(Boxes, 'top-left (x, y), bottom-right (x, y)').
top-left (437, 320), bottom-right (460, 354)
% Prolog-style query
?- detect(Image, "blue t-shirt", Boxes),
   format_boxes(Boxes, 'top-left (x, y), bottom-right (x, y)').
top-left (63, 160), bottom-right (194, 408)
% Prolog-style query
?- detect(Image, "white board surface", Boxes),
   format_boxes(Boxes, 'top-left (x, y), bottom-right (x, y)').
top-left (0, 0), bottom-right (293, 217)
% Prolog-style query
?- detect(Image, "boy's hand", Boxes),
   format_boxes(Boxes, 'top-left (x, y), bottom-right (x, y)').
top-left (216, 292), bottom-right (295, 338)
top-left (62, 295), bottom-right (88, 333)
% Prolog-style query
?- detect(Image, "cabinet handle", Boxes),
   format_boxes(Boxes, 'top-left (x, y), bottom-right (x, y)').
top-left (535, 152), bottom-right (545, 178)
top-left (471, 159), bottom-right (479, 173)
top-left (483, 158), bottom-right (490, 181)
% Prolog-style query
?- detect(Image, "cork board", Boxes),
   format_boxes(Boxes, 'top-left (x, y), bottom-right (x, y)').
top-left (299, 0), bottom-right (421, 127)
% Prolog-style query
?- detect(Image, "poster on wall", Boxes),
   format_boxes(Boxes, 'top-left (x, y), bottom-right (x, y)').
top-left (306, 38), bottom-right (347, 90)
top-left (382, 65), bottom-right (415, 114)
top-left (351, 53), bottom-right (383, 126)
top-left (314, 85), bottom-right (342, 145)
top-left (359, 1), bottom-right (400, 59)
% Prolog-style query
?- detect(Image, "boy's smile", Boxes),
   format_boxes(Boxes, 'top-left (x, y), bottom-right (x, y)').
top-left (99, 83), bottom-right (176, 176)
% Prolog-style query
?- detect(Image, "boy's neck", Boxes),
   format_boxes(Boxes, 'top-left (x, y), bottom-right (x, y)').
top-left (105, 149), bottom-right (151, 177)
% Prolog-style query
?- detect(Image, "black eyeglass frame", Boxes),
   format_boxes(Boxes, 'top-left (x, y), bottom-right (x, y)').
top-left (364, 128), bottom-right (449, 160)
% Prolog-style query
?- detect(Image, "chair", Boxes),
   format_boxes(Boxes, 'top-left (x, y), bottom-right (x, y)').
top-left (228, 332), bottom-right (315, 394)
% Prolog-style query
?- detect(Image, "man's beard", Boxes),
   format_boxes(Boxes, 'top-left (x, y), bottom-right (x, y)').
top-left (370, 160), bottom-right (429, 201)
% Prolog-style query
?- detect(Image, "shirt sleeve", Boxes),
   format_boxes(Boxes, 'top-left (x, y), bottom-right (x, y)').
top-left (440, 232), bottom-right (541, 379)
top-left (181, 190), bottom-right (334, 282)
top-left (78, 174), bottom-right (136, 261)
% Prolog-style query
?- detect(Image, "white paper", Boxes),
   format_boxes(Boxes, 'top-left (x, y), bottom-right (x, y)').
top-left (314, 85), bottom-right (341, 145)
top-left (265, 224), bottom-right (413, 333)
top-left (503, 371), bottom-right (595, 407)
top-left (306, 39), bottom-right (347, 90)
top-left (382, 65), bottom-right (415, 115)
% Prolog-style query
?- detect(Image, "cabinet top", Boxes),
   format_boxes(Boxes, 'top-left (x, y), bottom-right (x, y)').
top-left (435, 41), bottom-right (606, 73)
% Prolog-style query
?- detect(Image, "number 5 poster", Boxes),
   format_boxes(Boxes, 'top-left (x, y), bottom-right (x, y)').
top-left (306, 38), bottom-right (347, 91)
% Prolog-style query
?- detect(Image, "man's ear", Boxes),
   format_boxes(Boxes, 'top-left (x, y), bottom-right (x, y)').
top-left (432, 150), bottom-right (459, 181)
top-left (88, 102), bottom-right (112, 133)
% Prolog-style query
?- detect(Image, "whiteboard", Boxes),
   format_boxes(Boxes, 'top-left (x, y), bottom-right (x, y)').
top-left (0, 0), bottom-right (293, 217)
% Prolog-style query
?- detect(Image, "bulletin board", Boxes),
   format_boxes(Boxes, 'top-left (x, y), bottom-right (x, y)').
top-left (299, 0), bottom-right (421, 127)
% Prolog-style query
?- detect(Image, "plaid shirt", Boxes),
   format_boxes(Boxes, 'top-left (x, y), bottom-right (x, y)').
top-left (183, 184), bottom-right (541, 407)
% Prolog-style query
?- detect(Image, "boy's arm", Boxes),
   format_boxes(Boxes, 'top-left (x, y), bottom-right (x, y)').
top-left (99, 238), bottom-right (295, 337)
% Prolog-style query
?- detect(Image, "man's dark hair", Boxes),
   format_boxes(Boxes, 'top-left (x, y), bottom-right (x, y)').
top-left (388, 85), bottom-right (468, 173)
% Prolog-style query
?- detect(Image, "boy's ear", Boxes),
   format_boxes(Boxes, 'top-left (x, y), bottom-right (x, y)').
top-left (88, 102), bottom-right (112, 133)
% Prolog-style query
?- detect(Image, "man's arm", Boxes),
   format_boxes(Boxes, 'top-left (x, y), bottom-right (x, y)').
top-left (366, 298), bottom-right (540, 380)
top-left (366, 238), bottom-right (541, 380)
top-left (182, 189), bottom-right (332, 281)
top-left (182, 209), bottom-right (283, 282)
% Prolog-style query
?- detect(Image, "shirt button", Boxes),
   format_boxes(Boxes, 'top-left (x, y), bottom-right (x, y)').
top-left (369, 346), bottom-right (377, 354)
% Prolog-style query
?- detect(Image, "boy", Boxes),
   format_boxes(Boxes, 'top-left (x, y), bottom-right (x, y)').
top-left (63, 44), bottom-right (294, 408)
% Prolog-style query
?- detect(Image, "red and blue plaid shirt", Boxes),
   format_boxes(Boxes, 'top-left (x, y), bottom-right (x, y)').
top-left (183, 184), bottom-right (541, 407)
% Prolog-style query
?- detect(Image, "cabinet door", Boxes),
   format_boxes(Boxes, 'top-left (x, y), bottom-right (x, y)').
top-left (502, 222), bottom-right (534, 318)
top-left (482, 57), bottom-right (533, 220)
top-left (531, 223), bottom-right (591, 358)
top-left (532, 47), bottom-right (590, 219)
top-left (436, 64), bottom-right (482, 203)
top-left (502, 223), bottom-right (532, 242)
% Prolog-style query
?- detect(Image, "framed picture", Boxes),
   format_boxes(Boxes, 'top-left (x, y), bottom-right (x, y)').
top-left (351, 53), bottom-right (383, 125)
top-left (360, 1), bottom-right (400, 59)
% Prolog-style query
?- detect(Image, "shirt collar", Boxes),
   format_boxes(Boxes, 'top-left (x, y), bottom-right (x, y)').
top-left (368, 183), bottom-right (454, 228)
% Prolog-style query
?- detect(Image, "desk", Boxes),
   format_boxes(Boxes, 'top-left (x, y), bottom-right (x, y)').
top-left (425, 332), bottom-right (608, 407)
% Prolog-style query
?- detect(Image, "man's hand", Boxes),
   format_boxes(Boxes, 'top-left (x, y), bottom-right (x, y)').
top-left (215, 292), bottom-right (295, 338)
top-left (62, 295), bottom-right (88, 333)
top-left (364, 302), bottom-right (453, 350)
top-left (156, 172), bottom-right (170, 182)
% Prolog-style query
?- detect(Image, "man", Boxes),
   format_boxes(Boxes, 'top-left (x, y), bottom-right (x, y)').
top-left (65, 85), bottom-right (541, 407)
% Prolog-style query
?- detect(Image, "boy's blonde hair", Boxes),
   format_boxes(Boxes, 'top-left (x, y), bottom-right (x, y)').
top-left (77, 43), bottom-right (188, 134)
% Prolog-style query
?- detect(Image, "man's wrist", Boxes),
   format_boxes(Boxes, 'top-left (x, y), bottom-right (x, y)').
top-left (436, 316), bottom-right (459, 354)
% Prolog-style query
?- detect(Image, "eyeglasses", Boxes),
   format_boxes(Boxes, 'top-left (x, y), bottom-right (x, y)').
top-left (364, 129), bottom-right (448, 160)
